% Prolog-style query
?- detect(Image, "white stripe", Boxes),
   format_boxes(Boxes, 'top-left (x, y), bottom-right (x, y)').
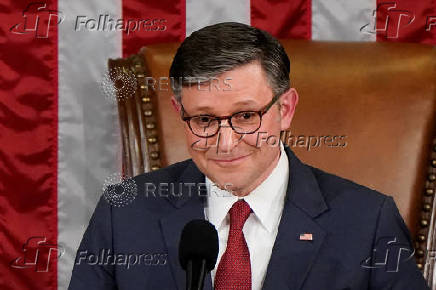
top-left (186, 0), bottom-right (250, 37)
top-left (312, 0), bottom-right (377, 41)
top-left (57, 0), bottom-right (122, 288)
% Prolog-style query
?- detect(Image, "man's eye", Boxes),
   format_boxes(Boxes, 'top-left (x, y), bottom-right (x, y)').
top-left (199, 116), bottom-right (211, 123)
top-left (193, 116), bottom-right (212, 124)
top-left (236, 112), bottom-right (256, 120)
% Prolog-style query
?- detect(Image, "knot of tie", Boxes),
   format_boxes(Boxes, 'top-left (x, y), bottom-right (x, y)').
top-left (229, 199), bottom-right (252, 231)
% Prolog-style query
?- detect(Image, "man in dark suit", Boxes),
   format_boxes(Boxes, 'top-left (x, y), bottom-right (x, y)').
top-left (69, 22), bottom-right (429, 289)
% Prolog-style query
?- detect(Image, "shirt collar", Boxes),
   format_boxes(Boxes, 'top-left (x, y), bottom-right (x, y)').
top-left (206, 142), bottom-right (289, 233)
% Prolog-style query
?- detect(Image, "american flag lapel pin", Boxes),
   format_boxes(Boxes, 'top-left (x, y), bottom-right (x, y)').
top-left (299, 233), bottom-right (313, 241)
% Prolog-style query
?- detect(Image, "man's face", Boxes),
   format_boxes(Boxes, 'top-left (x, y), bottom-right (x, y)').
top-left (172, 61), bottom-right (298, 195)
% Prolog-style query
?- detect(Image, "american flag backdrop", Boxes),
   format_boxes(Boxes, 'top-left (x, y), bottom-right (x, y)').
top-left (0, 0), bottom-right (435, 289)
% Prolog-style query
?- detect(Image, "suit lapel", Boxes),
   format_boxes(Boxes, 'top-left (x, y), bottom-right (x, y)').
top-left (159, 162), bottom-right (213, 290)
top-left (261, 204), bottom-right (327, 290)
top-left (262, 147), bottom-right (329, 290)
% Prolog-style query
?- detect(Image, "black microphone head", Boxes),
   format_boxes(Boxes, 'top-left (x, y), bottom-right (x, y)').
top-left (179, 219), bottom-right (219, 271)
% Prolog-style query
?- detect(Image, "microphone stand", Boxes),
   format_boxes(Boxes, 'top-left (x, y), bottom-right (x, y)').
top-left (186, 259), bottom-right (207, 290)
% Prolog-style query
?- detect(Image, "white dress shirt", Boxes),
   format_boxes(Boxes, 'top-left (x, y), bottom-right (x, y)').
top-left (204, 142), bottom-right (289, 290)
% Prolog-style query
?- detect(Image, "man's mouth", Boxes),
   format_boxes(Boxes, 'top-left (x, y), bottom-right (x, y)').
top-left (209, 154), bottom-right (251, 166)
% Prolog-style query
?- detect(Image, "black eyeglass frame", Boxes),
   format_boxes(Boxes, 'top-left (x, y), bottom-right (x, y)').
top-left (180, 93), bottom-right (281, 138)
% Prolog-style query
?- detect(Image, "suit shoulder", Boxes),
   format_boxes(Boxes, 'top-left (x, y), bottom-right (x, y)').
top-left (308, 165), bottom-right (388, 208)
top-left (132, 158), bottom-right (193, 183)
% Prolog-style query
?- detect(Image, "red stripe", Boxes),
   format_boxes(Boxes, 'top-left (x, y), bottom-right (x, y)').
top-left (122, 0), bottom-right (186, 57)
top-left (376, 0), bottom-right (436, 45)
top-left (0, 1), bottom-right (58, 289)
top-left (250, 0), bottom-right (311, 39)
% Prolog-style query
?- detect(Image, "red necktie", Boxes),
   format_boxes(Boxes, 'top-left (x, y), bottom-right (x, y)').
top-left (214, 199), bottom-right (252, 290)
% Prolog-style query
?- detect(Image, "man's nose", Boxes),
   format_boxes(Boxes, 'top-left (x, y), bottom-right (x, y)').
top-left (216, 119), bottom-right (239, 153)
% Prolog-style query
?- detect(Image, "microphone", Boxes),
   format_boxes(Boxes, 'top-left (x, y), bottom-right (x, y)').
top-left (179, 219), bottom-right (219, 290)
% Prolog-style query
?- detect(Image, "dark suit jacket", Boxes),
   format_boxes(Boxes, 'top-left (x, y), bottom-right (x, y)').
top-left (68, 146), bottom-right (429, 290)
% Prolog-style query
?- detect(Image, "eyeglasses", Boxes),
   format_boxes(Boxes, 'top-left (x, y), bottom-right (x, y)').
top-left (180, 94), bottom-right (281, 138)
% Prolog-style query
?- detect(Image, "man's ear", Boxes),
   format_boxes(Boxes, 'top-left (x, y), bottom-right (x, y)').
top-left (279, 88), bottom-right (299, 131)
top-left (171, 96), bottom-right (181, 113)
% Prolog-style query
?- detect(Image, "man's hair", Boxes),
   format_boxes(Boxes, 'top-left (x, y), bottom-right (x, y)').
top-left (169, 22), bottom-right (291, 102)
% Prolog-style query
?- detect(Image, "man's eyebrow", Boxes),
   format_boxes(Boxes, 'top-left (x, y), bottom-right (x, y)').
top-left (186, 105), bottom-right (214, 114)
top-left (188, 99), bottom-right (260, 114)
top-left (232, 99), bottom-right (259, 107)
top-left (196, 99), bottom-right (259, 109)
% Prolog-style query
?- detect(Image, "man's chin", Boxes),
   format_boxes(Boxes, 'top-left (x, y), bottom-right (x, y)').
top-left (209, 174), bottom-right (247, 193)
